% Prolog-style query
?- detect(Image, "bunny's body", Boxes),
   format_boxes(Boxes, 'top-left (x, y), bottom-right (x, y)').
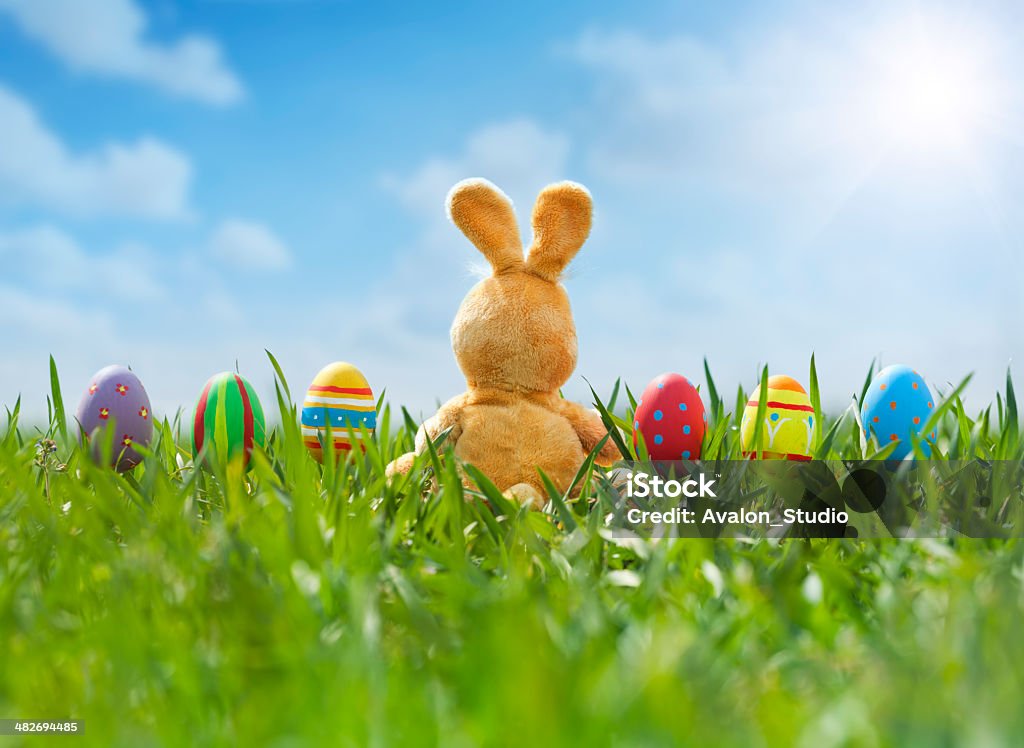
top-left (421, 390), bottom-right (595, 498)
top-left (387, 179), bottom-right (620, 507)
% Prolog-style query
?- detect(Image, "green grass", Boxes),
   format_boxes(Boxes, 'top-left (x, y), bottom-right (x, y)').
top-left (1, 355), bottom-right (1023, 746)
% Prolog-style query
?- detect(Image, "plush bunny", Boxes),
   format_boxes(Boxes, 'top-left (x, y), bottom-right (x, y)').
top-left (386, 178), bottom-right (621, 507)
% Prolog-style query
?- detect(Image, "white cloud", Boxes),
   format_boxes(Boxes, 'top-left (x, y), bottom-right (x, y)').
top-left (0, 218), bottom-right (295, 304)
top-left (566, 27), bottom-right (859, 194)
top-left (0, 85), bottom-right (193, 219)
top-left (209, 219), bottom-right (292, 270)
top-left (0, 225), bottom-right (165, 300)
top-left (379, 118), bottom-right (572, 295)
top-left (565, 13), bottom-right (1016, 201)
top-left (379, 119), bottom-right (571, 270)
top-left (0, 282), bottom-right (120, 342)
top-left (0, 0), bottom-right (243, 105)
top-left (383, 119), bottom-right (570, 221)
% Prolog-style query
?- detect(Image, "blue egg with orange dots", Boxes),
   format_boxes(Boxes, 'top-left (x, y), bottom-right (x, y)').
top-left (861, 365), bottom-right (935, 460)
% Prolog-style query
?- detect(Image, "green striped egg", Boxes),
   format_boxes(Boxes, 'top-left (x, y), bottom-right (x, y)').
top-left (192, 372), bottom-right (266, 469)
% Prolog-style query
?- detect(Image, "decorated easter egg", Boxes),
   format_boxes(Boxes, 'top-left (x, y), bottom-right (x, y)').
top-left (192, 372), bottom-right (266, 469)
top-left (301, 361), bottom-right (376, 461)
top-left (632, 372), bottom-right (707, 461)
top-left (741, 375), bottom-right (815, 460)
top-left (861, 365), bottom-right (935, 460)
top-left (75, 365), bottom-right (153, 472)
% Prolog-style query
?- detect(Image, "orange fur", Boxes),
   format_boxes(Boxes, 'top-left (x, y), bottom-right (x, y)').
top-left (386, 179), bottom-right (621, 504)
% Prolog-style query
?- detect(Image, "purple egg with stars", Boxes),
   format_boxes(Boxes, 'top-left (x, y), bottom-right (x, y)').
top-left (74, 365), bottom-right (154, 472)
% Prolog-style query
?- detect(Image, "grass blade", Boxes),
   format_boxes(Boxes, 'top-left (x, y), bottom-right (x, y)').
top-left (265, 349), bottom-right (292, 403)
top-left (704, 357), bottom-right (722, 423)
top-left (750, 366), bottom-right (769, 459)
top-left (809, 353), bottom-right (822, 450)
top-left (585, 377), bottom-right (632, 460)
top-left (49, 355), bottom-right (67, 442)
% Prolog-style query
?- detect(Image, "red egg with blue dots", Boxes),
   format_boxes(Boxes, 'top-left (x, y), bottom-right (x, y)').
top-left (860, 364), bottom-right (935, 460)
top-left (632, 373), bottom-right (707, 460)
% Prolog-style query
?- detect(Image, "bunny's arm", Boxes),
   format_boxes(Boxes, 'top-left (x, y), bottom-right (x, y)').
top-left (559, 400), bottom-right (622, 467)
top-left (414, 394), bottom-right (467, 455)
top-left (385, 394), bottom-right (466, 478)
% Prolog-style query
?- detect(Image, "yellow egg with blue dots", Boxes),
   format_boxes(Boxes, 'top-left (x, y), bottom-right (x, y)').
top-left (301, 362), bottom-right (376, 462)
top-left (740, 375), bottom-right (815, 460)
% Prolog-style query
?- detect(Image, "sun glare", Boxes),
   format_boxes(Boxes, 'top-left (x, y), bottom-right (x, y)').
top-left (860, 14), bottom-right (1003, 154)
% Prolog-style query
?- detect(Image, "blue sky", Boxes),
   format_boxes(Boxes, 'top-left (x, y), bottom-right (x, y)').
top-left (1, 0), bottom-right (1022, 423)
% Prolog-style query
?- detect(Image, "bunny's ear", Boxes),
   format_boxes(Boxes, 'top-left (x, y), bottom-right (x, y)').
top-left (525, 181), bottom-right (592, 282)
top-left (446, 179), bottom-right (524, 274)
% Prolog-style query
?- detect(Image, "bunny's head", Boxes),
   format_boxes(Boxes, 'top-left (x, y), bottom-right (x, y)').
top-left (447, 179), bottom-right (592, 394)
